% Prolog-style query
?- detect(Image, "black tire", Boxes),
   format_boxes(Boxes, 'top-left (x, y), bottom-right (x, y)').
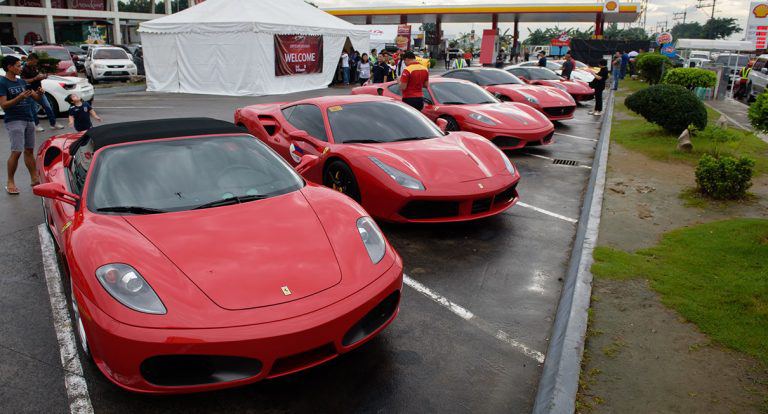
top-left (324, 160), bottom-right (361, 202)
top-left (87, 71), bottom-right (98, 85)
top-left (440, 116), bottom-right (461, 131)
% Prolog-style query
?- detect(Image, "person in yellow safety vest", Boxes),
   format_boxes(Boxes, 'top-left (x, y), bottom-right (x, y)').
top-left (451, 56), bottom-right (466, 69)
top-left (735, 60), bottom-right (755, 99)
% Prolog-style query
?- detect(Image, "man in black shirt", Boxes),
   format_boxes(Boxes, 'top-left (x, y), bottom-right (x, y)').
top-left (589, 59), bottom-right (609, 116)
top-left (372, 53), bottom-right (390, 84)
top-left (20, 53), bottom-right (63, 132)
top-left (561, 53), bottom-right (575, 80)
top-left (537, 51), bottom-right (547, 68)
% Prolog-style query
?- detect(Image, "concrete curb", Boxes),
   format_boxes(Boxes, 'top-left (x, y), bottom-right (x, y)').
top-left (532, 90), bottom-right (614, 414)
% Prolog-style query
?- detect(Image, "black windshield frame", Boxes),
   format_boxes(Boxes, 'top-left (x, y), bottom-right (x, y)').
top-left (473, 69), bottom-right (524, 86)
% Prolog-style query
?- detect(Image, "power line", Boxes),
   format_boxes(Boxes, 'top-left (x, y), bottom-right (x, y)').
top-left (673, 10), bottom-right (687, 24)
top-left (696, 0), bottom-right (716, 20)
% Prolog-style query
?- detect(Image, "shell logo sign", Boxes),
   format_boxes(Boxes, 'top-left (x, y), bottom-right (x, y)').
top-left (604, 1), bottom-right (619, 13)
top-left (754, 3), bottom-right (768, 18)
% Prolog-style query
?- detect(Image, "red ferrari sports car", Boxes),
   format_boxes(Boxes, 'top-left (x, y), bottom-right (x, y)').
top-left (440, 68), bottom-right (577, 121)
top-left (34, 118), bottom-right (403, 393)
top-left (506, 66), bottom-right (595, 102)
top-left (352, 78), bottom-right (555, 149)
top-left (234, 95), bottom-right (521, 223)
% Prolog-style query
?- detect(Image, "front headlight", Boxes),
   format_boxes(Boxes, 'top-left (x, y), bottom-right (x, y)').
top-left (521, 93), bottom-right (539, 104)
top-left (495, 147), bottom-right (515, 174)
top-left (357, 217), bottom-right (386, 264)
top-left (553, 83), bottom-right (568, 91)
top-left (370, 157), bottom-right (425, 191)
top-left (468, 112), bottom-right (498, 126)
top-left (94, 64), bottom-right (105, 69)
top-left (96, 263), bottom-right (166, 314)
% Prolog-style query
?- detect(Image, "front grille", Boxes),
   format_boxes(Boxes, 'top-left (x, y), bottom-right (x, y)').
top-left (543, 106), bottom-right (575, 117)
top-left (400, 200), bottom-right (460, 219)
top-left (270, 343), bottom-right (337, 377)
top-left (105, 71), bottom-right (129, 76)
top-left (343, 291), bottom-right (400, 346)
top-left (493, 136), bottom-right (522, 148)
top-left (140, 355), bottom-right (262, 386)
top-left (107, 65), bottom-right (124, 68)
top-left (495, 184), bottom-right (518, 205)
top-left (525, 132), bottom-right (554, 147)
top-left (471, 197), bottom-right (492, 214)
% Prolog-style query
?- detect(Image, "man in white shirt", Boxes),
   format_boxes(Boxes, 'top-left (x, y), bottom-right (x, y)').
top-left (341, 51), bottom-right (350, 85)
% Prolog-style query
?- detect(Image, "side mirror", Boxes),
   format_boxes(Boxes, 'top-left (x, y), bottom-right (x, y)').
top-left (33, 182), bottom-right (80, 206)
top-left (295, 154), bottom-right (320, 174)
top-left (376, 88), bottom-right (384, 96)
top-left (436, 118), bottom-right (449, 132)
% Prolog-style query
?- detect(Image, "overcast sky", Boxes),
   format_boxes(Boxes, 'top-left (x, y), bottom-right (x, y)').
top-left (314, 0), bottom-right (753, 40)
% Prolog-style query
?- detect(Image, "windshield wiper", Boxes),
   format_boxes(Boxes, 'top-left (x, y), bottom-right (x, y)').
top-left (393, 136), bottom-right (433, 142)
top-left (193, 194), bottom-right (268, 210)
top-left (441, 101), bottom-right (466, 105)
top-left (97, 206), bottom-right (167, 215)
top-left (343, 139), bottom-right (383, 144)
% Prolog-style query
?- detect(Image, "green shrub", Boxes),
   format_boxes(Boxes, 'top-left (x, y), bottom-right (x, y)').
top-left (695, 154), bottom-right (755, 199)
top-left (748, 91), bottom-right (768, 133)
top-left (636, 53), bottom-right (671, 84)
top-left (661, 67), bottom-right (717, 90)
top-left (35, 52), bottom-right (60, 75)
top-left (625, 84), bottom-right (707, 134)
top-left (429, 58), bottom-right (437, 69)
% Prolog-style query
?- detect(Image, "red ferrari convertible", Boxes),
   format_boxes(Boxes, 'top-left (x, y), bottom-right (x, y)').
top-left (352, 78), bottom-right (555, 149)
top-left (34, 118), bottom-right (403, 393)
top-left (506, 66), bottom-right (595, 102)
top-left (235, 95), bottom-right (521, 223)
top-left (441, 68), bottom-right (576, 121)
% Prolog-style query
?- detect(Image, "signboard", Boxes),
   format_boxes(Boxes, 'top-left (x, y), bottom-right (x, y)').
top-left (71, 0), bottom-right (106, 10)
top-left (16, 0), bottom-right (66, 7)
top-left (747, 2), bottom-right (768, 49)
top-left (83, 24), bottom-right (107, 44)
top-left (661, 44), bottom-right (676, 58)
top-left (396, 24), bottom-right (411, 51)
top-left (274, 34), bottom-right (323, 77)
top-left (603, 0), bottom-right (620, 13)
top-left (656, 32), bottom-right (673, 45)
top-left (550, 31), bottom-right (571, 47)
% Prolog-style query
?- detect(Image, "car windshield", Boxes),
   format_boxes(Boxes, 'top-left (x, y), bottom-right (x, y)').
top-left (327, 101), bottom-right (444, 143)
top-left (94, 49), bottom-right (129, 60)
top-left (1, 46), bottom-right (15, 55)
top-left (475, 69), bottom-right (523, 85)
top-left (34, 48), bottom-right (71, 61)
top-left (431, 82), bottom-right (498, 105)
top-left (525, 67), bottom-right (563, 80)
top-left (715, 55), bottom-right (748, 67)
top-left (87, 135), bottom-right (303, 213)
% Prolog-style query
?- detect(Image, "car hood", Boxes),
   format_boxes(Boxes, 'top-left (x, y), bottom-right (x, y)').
top-left (488, 84), bottom-right (575, 105)
top-left (359, 134), bottom-right (506, 184)
top-left (461, 102), bottom-right (551, 129)
top-left (124, 191), bottom-right (342, 310)
top-left (539, 79), bottom-right (593, 93)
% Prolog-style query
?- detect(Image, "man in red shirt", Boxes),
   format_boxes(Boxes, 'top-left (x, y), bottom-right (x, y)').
top-left (399, 51), bottom-right (430, 111)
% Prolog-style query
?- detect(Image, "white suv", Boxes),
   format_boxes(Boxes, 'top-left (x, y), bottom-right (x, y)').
top-left (84, 46), bottom-right (137, 83)
top-left (747, 55), bottom-right (768, 99)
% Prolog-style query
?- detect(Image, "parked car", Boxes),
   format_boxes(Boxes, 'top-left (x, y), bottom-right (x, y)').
top-left (353, 77), bottom-right (556, 148)
top-left (715, 53), bottom-right (750, 83)
top-left (440, 67), bottom-right (577, 121)
top-left (515, 59), bottom-right (595, 83)
top-left (747, 54), bottom-right (768, 99)
top-left (84, 46), bottom-right (138, 83)
top-left (689, 50), bottom-right (711, 61)
top-left (1, 45), bottom-right (25, 59)
top-left (685, 57), bottom-right (711, 68)
top-left (6, 44), bottom-right (31, 56)
top-left (506, 66), bottom-right (595, 101)
top-left (64, 45), bottom-right (87, 72)
top-left (34, 117), bottom-right (404, 393)
top-left (32, 45), bottom-right (78, 76)
top-left (0, 68), bottom-right (94, 116)
top-left (235, 95), bottom-right (521, 223)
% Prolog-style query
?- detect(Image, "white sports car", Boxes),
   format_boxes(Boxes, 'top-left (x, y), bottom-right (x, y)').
top-left (0, 69), bottom-right (94, 116)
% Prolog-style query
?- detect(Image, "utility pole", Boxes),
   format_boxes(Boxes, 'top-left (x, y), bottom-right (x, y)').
top-left (696, 0), bottom-right (716, 20)
top-left (641, 0), bottom-right (649, 30)
top-left (673, 10), bottom-right (687, 24)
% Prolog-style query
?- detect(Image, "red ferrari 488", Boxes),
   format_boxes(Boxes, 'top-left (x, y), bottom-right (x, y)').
top-left (34, 118), bottom-right (403, 393)
top-left (506, 66), bottom-right (595, 102)
top-left (235, 95), bottom-right (521, 223)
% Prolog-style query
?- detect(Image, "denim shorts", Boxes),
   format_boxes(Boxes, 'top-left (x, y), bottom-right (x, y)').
top-left (6, 120), bottom-right (35, 152)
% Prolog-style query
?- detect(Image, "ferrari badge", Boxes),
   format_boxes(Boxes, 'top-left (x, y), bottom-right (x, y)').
top-left (281, 286), bottom-right (292, 296)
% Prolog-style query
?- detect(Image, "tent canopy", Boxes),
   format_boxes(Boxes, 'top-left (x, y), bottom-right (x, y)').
top-left (674, 39), bottom-right (755, 51)
top-left (138, 0), bottom-right (369, 96)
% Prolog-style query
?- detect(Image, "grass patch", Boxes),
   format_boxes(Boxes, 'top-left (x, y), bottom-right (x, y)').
top-left (611, 82), bottom-right (768, 175)
top-left (679, 187), bottom-right (758, 209)
top-left (592, 219), bottom-right (768, 364)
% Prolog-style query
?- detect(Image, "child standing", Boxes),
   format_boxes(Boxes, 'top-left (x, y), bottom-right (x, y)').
top-left (66, 94), bottom-right (101, 132)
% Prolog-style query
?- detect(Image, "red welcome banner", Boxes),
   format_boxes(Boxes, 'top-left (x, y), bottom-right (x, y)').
top-left (274, 35), bottom-right (323, 77)
top-left (16, 0), bottom-right (66, 7)
top-left (71, 0), bottom-right (106, 10)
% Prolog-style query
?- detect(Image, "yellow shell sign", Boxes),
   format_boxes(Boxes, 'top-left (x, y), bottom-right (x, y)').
top-left (754, 3), bottom-right (768, 18)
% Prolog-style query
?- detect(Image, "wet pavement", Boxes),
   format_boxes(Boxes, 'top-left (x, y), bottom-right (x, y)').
top-left (0, 85), bottom-right (602, 413)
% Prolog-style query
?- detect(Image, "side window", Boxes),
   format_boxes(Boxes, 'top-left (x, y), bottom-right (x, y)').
top-left (509, 68), bottom-right (527, 78)
top-left (754, 58), bottom-right (767, 72)
top-left (447, 71), bottom-right (474, 82)
top-left (282, 104), bottom-right (328, 142)
top-left (69, 141), bottom-right (95, 195)
top-left (387, 84), bottom-right (402, 96)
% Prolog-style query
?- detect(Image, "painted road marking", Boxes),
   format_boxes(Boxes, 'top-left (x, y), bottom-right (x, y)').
top-left (517, 202), bottom-right (578, 224)
top-left (554, 132), bottom-right (598, 142)
top-left (38, 225), bottom-right (94, 414)
top-left (521, 152), bottom-right (592, 169)
top-left (403, 275), bottom-right (546, 364)
top-left (96, 106), bottom-right (173, 109)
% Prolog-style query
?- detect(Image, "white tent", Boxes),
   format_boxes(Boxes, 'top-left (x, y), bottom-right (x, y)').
top-left (138, 0), bottom-right (369, 96)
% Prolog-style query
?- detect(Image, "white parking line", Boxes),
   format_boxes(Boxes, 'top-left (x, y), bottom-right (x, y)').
top-left (403, 275), bottom-right (546, 363)
top-left (554, 132), bottom-right (598, 142)
top-left (517, 202), bottom-right (578, 224)
top-left (37, 225), bottom-right (94, 414)
top-left (96, 106), bottom-right (172, 109)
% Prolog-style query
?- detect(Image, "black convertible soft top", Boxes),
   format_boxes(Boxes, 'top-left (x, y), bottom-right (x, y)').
top-left (69, 117), bottom-right (247, 155)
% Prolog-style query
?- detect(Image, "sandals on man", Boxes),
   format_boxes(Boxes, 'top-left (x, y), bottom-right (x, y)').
top-left (5, 185), bottom-right (20, 195)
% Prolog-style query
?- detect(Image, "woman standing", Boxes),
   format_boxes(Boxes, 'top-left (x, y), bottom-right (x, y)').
top-left (589, 59), bottom-right (609, 116)
top-left (611, 51), bottom-right (621, 91)
top-left (357, 53), bottom-right (371, 85)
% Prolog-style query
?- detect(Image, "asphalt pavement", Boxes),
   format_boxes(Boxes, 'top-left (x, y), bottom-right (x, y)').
top-left (0, 83), bottom-right (602, 413)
